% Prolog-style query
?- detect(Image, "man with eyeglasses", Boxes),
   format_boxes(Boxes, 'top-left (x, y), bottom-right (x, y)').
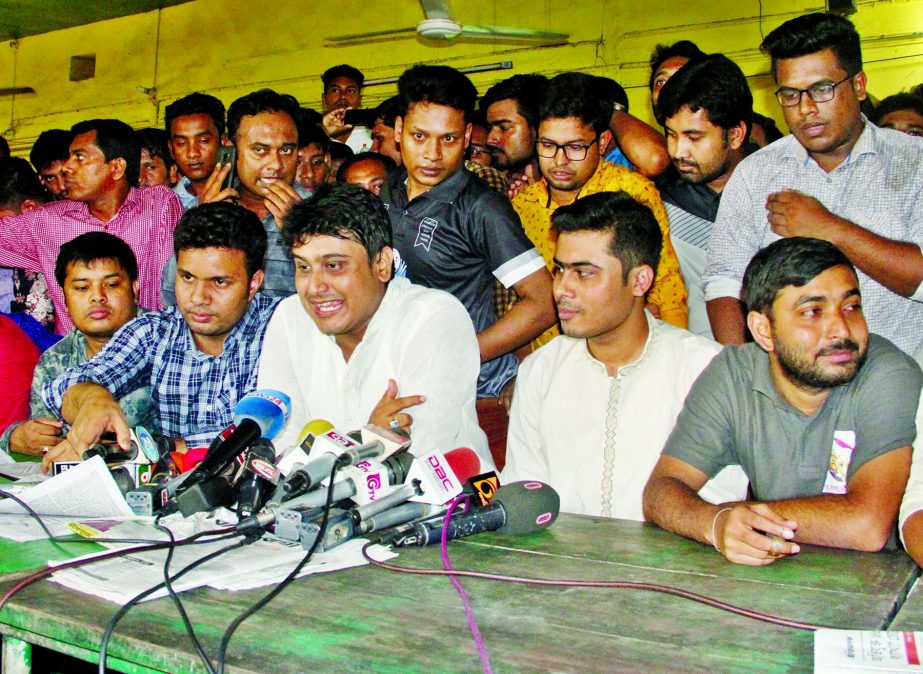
top-left (513, 72), bottom-right (688, 348)
top-left (702, 12), bottom-right (923, 356)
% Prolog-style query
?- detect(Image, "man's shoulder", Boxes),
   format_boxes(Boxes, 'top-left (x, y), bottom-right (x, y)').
top-left (867, 124), bottom-right (923, 170)
top-left (37, 330), bottom-right (82, 369)
top-left (858, 334), bottom-right (923, 382)
top-left (593, 160), bottom-right (655, 191)
top-left (513, 180), bottom-right (549, 210)
top-left (520, 336), bottom-right (586, 376)
top-left (656, 322), bottom-right (722, 360)
top-left (387, 277), bottom-right (471, 326)
top-left (733, 135), bottom-right (801, 176)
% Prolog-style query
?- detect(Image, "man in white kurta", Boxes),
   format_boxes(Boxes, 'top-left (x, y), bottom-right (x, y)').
top-left (256, 183), bottom-right (492, 469)
top-left (502, 191), bottom-right (745, 519)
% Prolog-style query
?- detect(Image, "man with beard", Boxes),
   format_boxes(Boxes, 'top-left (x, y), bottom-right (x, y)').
top-left (643, 237), bottom-right (922, 565)
top-left (657, 54), bottom-right (753, 337)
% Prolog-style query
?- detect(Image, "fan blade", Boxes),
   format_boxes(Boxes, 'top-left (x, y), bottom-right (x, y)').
top-left (420, 0), bottom-right (455, 21)
top-left (456, 25), bottom-right (569, 44)
top-left (0, 87), bottom-right (34, 96)
top-left (324, 26), bottom-right (417, 43)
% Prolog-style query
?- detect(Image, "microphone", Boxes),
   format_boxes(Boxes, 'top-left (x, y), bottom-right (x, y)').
top-left (351, 447), bottom-right (482, 524)
top-left (391, 481), bottom-right (559, 547)
top-left (235, 439), bottom-right (277, 518)
top-left (276, 418), bottom-right (334, 476)
top-left (279, 430), bottom-right (388, 499)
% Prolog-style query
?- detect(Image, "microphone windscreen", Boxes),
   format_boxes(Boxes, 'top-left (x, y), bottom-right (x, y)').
top-left (296, 419), bottom-right (335, 452)
top-left (444, 447), bottom-right (483, 485)
top-left (493, 481), bottom-right (560, 535)
top-left (234, 390), bottom-right (292, 440)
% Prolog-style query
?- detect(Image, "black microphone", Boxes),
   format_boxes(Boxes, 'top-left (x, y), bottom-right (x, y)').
top-left (236, 439), bottom-right (277, 518)
top-left (391, 481), bottom-right (559, 547)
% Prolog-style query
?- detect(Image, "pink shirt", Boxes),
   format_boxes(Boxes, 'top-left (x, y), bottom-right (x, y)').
top-left (0, 315), bottom-right (39, 434)
top-left (0, 185), bottom-right (182, 335)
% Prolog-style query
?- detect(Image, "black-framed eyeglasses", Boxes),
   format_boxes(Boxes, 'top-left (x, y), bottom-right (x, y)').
top-left (774, 75), bottom-right (854, 108)
top-left (534, 136), bottom-right (599, 161)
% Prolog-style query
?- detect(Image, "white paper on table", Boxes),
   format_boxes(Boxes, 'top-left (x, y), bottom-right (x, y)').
top-left (0, 455), bottom-right (134, 517)
top-left (0, 514), bottom-right (139, 542)
top-left (815, 629), bottom-right (923, 672)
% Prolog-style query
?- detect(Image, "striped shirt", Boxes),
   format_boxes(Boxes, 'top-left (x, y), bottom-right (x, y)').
top-left (43, 294), bottom-right (280, 448)
top-left (0, 185), bottom-right (183, 335)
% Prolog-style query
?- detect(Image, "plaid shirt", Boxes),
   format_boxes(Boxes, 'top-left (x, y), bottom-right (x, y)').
top-left (43, 294), bottom-right (280, 448)
top-left (0, 185), bottom-right (183, 335)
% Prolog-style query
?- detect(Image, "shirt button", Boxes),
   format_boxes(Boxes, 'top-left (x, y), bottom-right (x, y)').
top-left (206, 405), bottom-right (213, 412)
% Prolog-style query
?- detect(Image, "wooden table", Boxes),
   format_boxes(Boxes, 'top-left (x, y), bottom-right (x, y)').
top-left (0, 514), bottom-right (917, 674)
top-left (888, 577), bottom-right (923, 631)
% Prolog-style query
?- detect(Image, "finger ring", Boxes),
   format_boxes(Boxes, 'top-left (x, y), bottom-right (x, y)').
top-left (41, 446), bottom-right (50, 455)
top-left (389, 417), bottom-right (400, 430)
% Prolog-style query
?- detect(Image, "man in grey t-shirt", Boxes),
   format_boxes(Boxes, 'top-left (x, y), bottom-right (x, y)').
top-left (643, 237), bottom-right (922, 566)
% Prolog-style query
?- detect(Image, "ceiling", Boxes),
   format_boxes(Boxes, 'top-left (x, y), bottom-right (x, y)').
top-left (0, 1), bottom-right (194, 41)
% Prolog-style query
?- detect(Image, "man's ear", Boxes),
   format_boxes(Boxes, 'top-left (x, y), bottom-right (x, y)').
top-left (747, 310), bottom-right (775, 352)
top-left (629, 264), bottom-right (654, 297)
top-left (248, 270), bottom-right (265, 300)
top-left (375, 246), bottom-right (394, 283)
top-left (109, 157), bottom-right (128, 182)
top-left (853, 71), bottom-right (867, 102)
top-left (599, 129), bottom-right (614, 155)
top-left (394, 116), bottom-right (403, 139)
top-left (727, 121), bottom-right (747, 151)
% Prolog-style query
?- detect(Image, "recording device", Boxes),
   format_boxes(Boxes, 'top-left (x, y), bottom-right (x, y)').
top-left (276, 418), bottom-right (334, 476)
top-left (343, 108), bottom-right (378, 128)
top-left (216, 145), bottom-right (238, 191)
top-left (235, 439), bottom-right (277, 518)
top-left (391, 481), bottom-right (560, 547)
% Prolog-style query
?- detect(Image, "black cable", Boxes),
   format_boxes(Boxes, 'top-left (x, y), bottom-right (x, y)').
top-left (214, 462), bottom-right (341, 674)
top-left (97, 531), bottom-right (247, 674)
top-left (154, 516), bottom-right (218, 674)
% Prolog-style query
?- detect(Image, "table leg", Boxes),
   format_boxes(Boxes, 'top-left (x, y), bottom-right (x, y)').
top-left (1, 636), bottom-right (31, 674)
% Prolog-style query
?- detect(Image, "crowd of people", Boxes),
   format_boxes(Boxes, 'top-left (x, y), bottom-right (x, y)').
top-left (1, 10), bottom-right (923, 568)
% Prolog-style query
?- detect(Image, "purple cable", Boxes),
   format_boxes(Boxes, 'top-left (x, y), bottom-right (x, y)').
top-left (440, 494), bottom-right (493, 674)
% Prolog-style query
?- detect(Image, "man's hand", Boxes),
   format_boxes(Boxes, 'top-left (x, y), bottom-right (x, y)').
top-left (9, 418), bottom-right (63, 456)
top-left (506, 165), bottom-right (538, 201)
top-left (766, 189), bottom-right (841, 239)
top-left (322, 108), bottom-right (352, 139)
top-left (60, 385), bottom-right (131, 460)
top-left (712, 503), bottom-right (800, 566)
top-left (197, 161), bottom-right (239, 204)
top-left (40, 438), bottom-right (82, 474)
top-left (368, 378), bottom-right (425, 433)
top-left (263, 181), bottom-right (303, 225)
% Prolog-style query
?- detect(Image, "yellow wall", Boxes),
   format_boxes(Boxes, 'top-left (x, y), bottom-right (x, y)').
top-left (0, 0), bottom-right (920, 155)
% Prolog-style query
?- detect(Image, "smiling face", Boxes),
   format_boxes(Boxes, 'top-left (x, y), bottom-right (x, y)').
top-left (234, 111), bottom-right (298, 205)
top-left (62, 258), bottom-right (138, 340)
top-left (775, 47), bottom-right (866, 170)
top-left (175, 246), bottom-right (263, 355)
top-left (292, 234), bottom-right (392, 356)
top-left (395, 102), bottom-right (471, 201)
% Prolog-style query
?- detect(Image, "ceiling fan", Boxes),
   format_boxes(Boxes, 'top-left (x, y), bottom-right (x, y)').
top-left (325, 0), bottom-right (569, 46)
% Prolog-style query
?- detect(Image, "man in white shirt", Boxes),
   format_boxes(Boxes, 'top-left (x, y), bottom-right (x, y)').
top-left (502, 191), bottom-right (744, 519)
top-left (257, 183), bottom-right (492, 468)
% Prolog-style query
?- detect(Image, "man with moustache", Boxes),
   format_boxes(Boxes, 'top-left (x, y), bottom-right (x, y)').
top-left (702, 13), bottom-right (923, 354)
top-left (165, 93), bottom-right (226, 210)
top-left (321, 64), bottom-right (373, 154)
top-left (163, 89), bottom-right (306, 305)
top-left (503, 192), bottom-right (744, 519)
top-left (644, 237), bottom-right (921, 565)
top-left (657, 54), bottom-right (753, 337)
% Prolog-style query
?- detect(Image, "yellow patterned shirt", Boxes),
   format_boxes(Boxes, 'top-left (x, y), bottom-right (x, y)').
top-left (513, 161), bottom-right (688, 347)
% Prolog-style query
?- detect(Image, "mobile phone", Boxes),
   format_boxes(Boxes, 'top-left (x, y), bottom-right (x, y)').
top-left (216, 145), bottom-right (238, 191)
top-left (344, 109), bottom-right (378, 128)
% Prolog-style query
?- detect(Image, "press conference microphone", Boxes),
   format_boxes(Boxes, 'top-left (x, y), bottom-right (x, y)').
top-left (280, 430), bottom-right (389, 499)
top-left (391, 481), bottom-right (559, 547)
top-left (235, 439), bottom-right (277, 518)
top-left (296, 418), bottom-right (335, 452)
top-left (351, 447), bottom-right (482, 523)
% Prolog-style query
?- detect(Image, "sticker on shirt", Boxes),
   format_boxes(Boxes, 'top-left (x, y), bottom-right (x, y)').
top-left (392, 247), bottom-right (408, 278)
top-left (414, 217), bottom-right (438, 251)
top-left (823, 430), bottom-right (855, 495)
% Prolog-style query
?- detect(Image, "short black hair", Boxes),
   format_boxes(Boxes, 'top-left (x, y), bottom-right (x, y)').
top-left (164, 92), bottom-right (226, 137)
top-left (328, 141), bottom-right (354, 164)
top-left (227, 89), bottom-right (300, 143)
top-left (55, 231), bottom-right (139, 288)
top-left (0, 136), bottom-right (9, 158)
top-left (751, 112), bottom-right (784, 144)
top-left (322, 64), bottom-right (365, 90)
top-left (594, 76), bottom-right (629, 113)
top-left (760, 12), bottom-right (862, 81)
top-left (283, 182), bottom-right (392, 264)
top-left (873, 93), bottom-right (923, 126)
top-left (296, 111), bottom-right (328, 152)
top-left (173, 202), bottom-right (268, 279)
top-left (539, 72), bottom-right (613, 135)
top-left (649, 40), bottom-right (706, 90)
top-left (742, 237), bottom-right (855, 316)
top-left (658, 54), bottom-right (753, 140)
top-left (0, 157), bottom-right (50, 211)
top-left (373, 96), bottom-right (402, 128)
top-left (70, 119), bottom-right (141, 187)
top-left (480, 74), bottom-right (549, 130)
top-left (397, 65), bottom-right (477, 122)
top-left (30, 129), bottom-right (72, 171)
top-left (336, 151), bottom-right (396, 182)
top-left (136, 127), bottom-right (174, 168)
top-left (551, 191), bottom-right (662, 282)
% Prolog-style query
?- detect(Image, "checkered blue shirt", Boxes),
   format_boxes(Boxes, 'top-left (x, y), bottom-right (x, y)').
top-left (43, 294), bottom-right (280, 448)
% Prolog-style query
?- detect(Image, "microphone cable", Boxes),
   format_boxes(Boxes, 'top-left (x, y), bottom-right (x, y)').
top-left (214, 460), bottom-right (342, 674)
